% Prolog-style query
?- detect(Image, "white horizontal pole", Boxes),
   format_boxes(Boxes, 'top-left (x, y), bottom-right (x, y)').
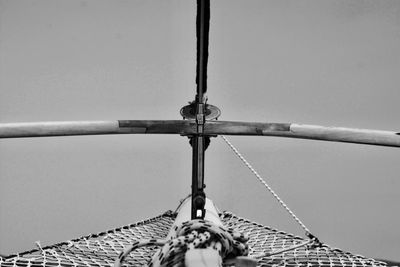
top-left (0, 120), bottom-right (194, 138)
top-left (0, 121), bottom-right (122, 138)
top-left (1, 120), bottom-right (399, 148)
top-left (204, 121), bottom-right (400, 147)
top-left (287, 123), bottom-right (400, 147)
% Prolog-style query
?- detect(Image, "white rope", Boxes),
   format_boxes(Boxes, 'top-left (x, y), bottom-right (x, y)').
top-left (220, 135), bottom-right (311, 234)
top-left (114, 219), bottom-right (250, 267)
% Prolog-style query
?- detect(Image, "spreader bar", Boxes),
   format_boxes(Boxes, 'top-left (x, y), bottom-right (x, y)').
top-left (0, 120), bottom-right (195, 138)
top-left (204, 121), bottom-right (400, 147)
top-left (1, 120), bottom-right (399, 147)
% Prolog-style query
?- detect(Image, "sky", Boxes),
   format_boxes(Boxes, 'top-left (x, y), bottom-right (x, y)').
top-left (0, 0), bottom-right (399, 261)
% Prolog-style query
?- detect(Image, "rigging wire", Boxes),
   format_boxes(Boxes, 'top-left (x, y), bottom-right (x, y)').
top-left (220, 135), bottom-right (314, 237)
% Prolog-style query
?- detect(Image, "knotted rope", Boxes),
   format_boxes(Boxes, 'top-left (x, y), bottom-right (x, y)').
top-left (114, 219), bottom-right (249, 267)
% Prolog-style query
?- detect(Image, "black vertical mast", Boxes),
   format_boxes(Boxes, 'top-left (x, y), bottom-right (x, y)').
top-left (191, 0), bottom-right (210, 219)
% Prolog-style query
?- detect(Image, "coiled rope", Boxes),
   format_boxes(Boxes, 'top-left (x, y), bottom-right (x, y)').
top-left (114, 217), bottom-right (318, 267)
top-left (114, 219), bottom-right (249, 267)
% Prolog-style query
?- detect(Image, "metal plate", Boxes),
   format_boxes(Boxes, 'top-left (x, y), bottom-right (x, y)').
top-left (180, 104), bottom-right (221, 120)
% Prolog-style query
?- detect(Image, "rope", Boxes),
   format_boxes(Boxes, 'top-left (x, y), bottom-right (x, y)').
top-left (114, 220), bottom-right (249, 267)
top-left (113, 215), bottom-right (320, 267)
top-left (220, 135), bottom-right (312, 235)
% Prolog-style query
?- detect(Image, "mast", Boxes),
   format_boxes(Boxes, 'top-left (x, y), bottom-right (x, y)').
top-left (190, 0), bottom-right (211, 220)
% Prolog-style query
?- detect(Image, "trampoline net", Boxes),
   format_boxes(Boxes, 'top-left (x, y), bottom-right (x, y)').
top-left (0, 211), bottom-right (389, 267)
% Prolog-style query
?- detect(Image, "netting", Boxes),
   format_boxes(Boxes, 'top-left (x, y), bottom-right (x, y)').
top-left (221, 212), bottom-right (388, 267)
top-left (0, 211), bottom-right (389, 267)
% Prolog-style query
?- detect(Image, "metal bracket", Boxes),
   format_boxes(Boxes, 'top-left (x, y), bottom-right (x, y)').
top-left (180, 103), bottom-right (221, 121)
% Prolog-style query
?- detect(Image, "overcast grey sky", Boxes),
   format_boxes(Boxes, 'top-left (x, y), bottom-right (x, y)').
top-left (0, 0), bottom-right (399, 261)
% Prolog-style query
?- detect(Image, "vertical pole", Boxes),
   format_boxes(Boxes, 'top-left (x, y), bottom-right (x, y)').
top-left (191, 0), bottom-right (210, 220)
top-left (191, 134), bottom-right (206, 219)
top-left (196, 0), bottom-right (210, 100)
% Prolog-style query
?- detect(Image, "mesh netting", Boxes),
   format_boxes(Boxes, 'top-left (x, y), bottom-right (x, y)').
top-left (0, 212), bottom-right (175, 267)
top-left (0, 211), bottom-right (389, 267)
top-left (221, 212), bottom-right (388, 267)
